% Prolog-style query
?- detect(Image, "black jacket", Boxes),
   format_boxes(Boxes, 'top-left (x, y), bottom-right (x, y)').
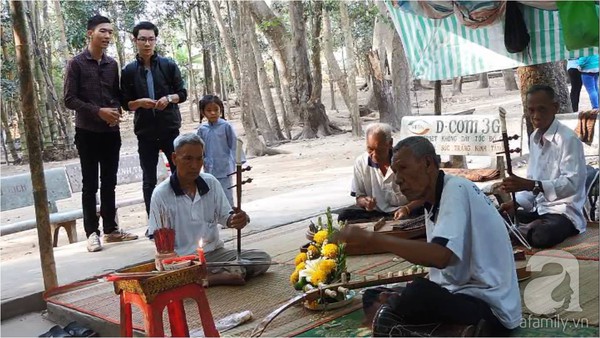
top-left (121, 53), bottom-right (187, 139)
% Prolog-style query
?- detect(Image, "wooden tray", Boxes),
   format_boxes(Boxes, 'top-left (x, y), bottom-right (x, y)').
top-left (112, 261), bottom-right (205, 303)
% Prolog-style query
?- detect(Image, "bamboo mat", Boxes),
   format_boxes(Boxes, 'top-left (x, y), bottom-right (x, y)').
top-left (516, 225), bottom-right (599, 261)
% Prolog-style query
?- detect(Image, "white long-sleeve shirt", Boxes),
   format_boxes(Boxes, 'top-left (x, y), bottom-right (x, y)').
top-left (516, 118), bottom-right (587, 233)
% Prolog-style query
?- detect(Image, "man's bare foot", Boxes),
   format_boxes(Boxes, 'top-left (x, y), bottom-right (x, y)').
top-left (206, 272), bottom-right (246, 287)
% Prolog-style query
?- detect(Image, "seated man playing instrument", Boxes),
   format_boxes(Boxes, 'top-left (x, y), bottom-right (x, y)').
top-left (148, 133), bottom-right (271, 286)
top-left (338, 123), bottom-right (423, 223)
top-left (338, 136), bottom-right (522, 336)
top-left (500, 85), bottom-right (586, 248)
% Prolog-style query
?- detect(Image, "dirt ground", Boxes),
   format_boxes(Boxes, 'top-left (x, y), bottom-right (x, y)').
top-left (0, 77), bottom-right (594, 262)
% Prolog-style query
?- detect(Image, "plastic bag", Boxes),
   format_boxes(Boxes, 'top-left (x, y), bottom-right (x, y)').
top-left (557, 1), bottom-right (600, 50)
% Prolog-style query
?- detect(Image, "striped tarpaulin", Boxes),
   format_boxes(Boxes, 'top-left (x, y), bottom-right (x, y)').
top-left (386, 1), bottom-right (598, 81)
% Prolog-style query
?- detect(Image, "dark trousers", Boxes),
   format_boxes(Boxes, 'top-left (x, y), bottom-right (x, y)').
top-left (370, 277), bottom-right (508, 336)
top-left (337, 205), bottom-right (390, 222)
top-left (569, 68), bottom-right (582, 112)
top-left (74, 128), bottom-right (121, 237)
top-left (138, 132), bottom-right (178, 216)
top-left (516, 210), bottom-right (579, 248)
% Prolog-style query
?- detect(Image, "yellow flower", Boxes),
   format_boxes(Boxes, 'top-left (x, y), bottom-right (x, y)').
top-left (294, 252), bottom-right (307, 265)
top-left (322, 243), bottom-right (339, 258)
top-left (310, 268), bottom-right (328, 285)
top-left (290, 270), bottom-right (300, 285)
top-left (295, 261), bottom-right (306, 272)
top-left (313, 230), bottom-right (329, 245)
top-left (319, 259), bottom-right (336, 274)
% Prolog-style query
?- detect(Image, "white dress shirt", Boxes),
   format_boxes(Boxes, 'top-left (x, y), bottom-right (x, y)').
top-left (426, 173), bottom-right (522, 329)
top-left (148, 173), bottom-right (232, 256)
top-left (350, 153), bottom-right (408, 213)
top-left (516, 118), bottom-right (587, 233)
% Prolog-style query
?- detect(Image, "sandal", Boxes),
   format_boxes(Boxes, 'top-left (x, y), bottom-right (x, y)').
top-left (38, 325), bottom-right (72, 337)
top-left (63, 322), bottom-right (99, 337)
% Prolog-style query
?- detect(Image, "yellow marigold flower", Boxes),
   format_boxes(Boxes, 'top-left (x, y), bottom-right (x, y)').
top-left (294, 252), bottom-right (307, 265)
top-left (290, 270), bottom-right (299, 285)
top-left (322, 243), bottom-right (339, 258)
top-left (319, 259), bottom-right (336, 273)
top-left (307, 244), bottom-right (319, 255)
top-left (311, 268), bottom-right (328, 285)
top-left (313, 230), bottom-right (329, 245)
top-left (295, 261), bottom-right (306, 272)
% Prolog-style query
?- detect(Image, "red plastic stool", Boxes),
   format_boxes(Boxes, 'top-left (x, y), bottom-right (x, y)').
top-left (120, 283), bottom-right (220, 337)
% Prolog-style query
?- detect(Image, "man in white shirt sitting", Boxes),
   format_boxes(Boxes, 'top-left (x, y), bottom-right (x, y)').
top-left (501, 85), bottom-right (586, 248)
top-left (338, 123), bottom-right (423, 223)
top-left (148, 133), bottom-right (271, 286)
top-left (339, 136), bottom-right (522, 336)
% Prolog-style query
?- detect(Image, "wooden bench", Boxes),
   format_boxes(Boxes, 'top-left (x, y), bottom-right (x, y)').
top-left (0, 153), bottom-right (169, 246)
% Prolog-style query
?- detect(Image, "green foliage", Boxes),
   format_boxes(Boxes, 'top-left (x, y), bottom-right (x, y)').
top-left (60, 0), bottom-right (109, 51)
top-left (256, 17), bottom-right (284, 32)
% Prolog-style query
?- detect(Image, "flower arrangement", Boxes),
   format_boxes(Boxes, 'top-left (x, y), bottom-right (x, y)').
top-left (290, 208), bottom-right (348, 300)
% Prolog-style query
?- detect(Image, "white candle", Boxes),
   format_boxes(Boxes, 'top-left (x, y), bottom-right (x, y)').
top-left (235, 138), bottom-right (244, 165)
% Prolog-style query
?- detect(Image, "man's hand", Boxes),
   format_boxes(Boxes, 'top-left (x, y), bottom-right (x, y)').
top-left (358, 196), bottom-right (377, 211)
top-left (154, 96), bottom-right (169, 111)
top-left (394, 206), bottom-right (410, 220)
top-left (501, 175), bottom-right (535, 193)
top-left (334, 225), bottom-right (372, 244)
top-left (138, 98), bottom-right (157, 109)
top-left (227, 209), bottom-right (249, 230)
top-left (98, 107), bottom-right (121, 126)
top-left (499, 200), bottom-right (515, 217)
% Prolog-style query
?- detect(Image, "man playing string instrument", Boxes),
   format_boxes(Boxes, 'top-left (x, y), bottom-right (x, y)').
top-left (148, 133), bottom-right (271, 286)
top-left (338, 123), bottom-right (424, 222)
top-left (338, 136), bottom-right (521, 336)
top-left (500, 85), bottom-right (587, 248)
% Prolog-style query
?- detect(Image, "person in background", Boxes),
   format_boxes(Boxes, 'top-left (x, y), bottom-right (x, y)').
top-left (578, 55), bottom-right (599, 109)
top-left (567, 58), bottom-right (582, 112)
top-left (64, 15), bottom-right (138, 252)
top-left (121, 21), bottom-right (187, 236)
top-left (196, 95), bottom-right (244, 208)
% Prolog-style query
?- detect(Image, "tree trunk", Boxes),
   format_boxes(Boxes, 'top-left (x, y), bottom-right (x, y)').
top-left (368, 51), bottom-right (394, 125)
top-left (434, 80), bottom-right (442, 115)
top-left (182, 14), bottom-right (198, 122)
top-left (41, 0), bottom-right (60, 145)
top-left (502, 69), bottom-right (519, 91)
top-left (16, 107), bottom-right (28, 162)
top-left (9, 0), bottom-right (58, 291)
top-left (478, 72), bottom-right (490, 89)
top-left (247, 0), bottom-right (299, 126)
top-left (390, 31), bottom-right (412, 129)
top-left (1, 104), bottom-right (20, 164)
top-left (323, 11), bottom-right (352, 119)
top-left (209, 0), bottom-right (241, 96)
top-left (212, 46), bottom-right (221, 96)
top-left (517, 62), bottom-right (573, 137)
top-left (292, 0), bottom-right (332, 139)
top-left (340, 2), bottom-right (362, 137)
top-left (237, 1), bottom-right (282, 156)
top-left (107, 1), bottom-right (125, 67)
top-left (250, 19), bottom-right (284, 140)
top-left (272, 61), bottom-right (291, 138)
top-left (329, 73), bottom-right (337, 111)
top-left (452, 76), bottom-right (463, 96)
top-left (52, 0), bottom-right (71, 63)
top-left (195, 5), bottom-right (213, 95)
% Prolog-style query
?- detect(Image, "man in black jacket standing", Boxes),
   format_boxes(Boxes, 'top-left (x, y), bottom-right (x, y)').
top-left (121, 21), bottom-right (187, 224)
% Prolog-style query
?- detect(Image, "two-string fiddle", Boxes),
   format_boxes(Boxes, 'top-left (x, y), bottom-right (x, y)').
top-left (496, 107), bottom-right (530, 249)
top-left (228, 138), bottom-right (253, 259)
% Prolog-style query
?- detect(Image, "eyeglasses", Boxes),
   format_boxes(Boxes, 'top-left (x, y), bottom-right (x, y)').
top-left (137, 37), bottom-right (156, 43)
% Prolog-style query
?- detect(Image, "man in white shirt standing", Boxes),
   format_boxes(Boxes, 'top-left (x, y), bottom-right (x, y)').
top-left (148, 133), bottom-right (271, 286)
top-left (338, 123), bottom-right (423, 222)
top-left (501, 85), bottom-right (586, 248)
top-left (339, 136), bottom-right (522, 336)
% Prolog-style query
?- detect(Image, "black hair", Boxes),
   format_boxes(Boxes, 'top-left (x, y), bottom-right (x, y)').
top-left (87, 15), bottom-right (111, 31)
top-left (132, 21), bottom-right (159, 38)
top-left (526, 84), bottom-right (556, 102)
top-left (199, 95), bottom-right (226, 120)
